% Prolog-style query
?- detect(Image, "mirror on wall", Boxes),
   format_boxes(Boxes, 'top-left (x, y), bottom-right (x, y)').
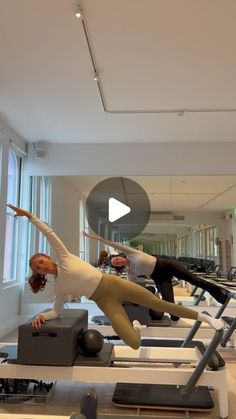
top-left (23, 174), bottom-right (236, 303)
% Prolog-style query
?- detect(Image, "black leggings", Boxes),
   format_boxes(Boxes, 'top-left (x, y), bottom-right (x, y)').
top-left (150, 258), bottom-right (226, 319)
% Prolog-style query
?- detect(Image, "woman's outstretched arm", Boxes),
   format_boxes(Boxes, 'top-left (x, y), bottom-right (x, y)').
top-left (83, 231), bottom-right (137, 255)
top-left (7, 204), bottom-right (69, 258)
top-left (7, 204), bottom-right (32, 219)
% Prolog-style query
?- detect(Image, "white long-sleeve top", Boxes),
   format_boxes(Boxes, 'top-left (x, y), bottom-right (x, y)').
top-left (31, 216), bottom-right (102, 320)
top-left (96, 236), bottom-right (156, 280)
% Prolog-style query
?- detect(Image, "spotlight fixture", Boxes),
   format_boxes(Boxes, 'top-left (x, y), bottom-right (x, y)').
top-left (75, 3), bottom-right (82, 18)
top-left (177, 111), bottom-right (184, 118)
top-left (93, 72), bottom-right (99, 81)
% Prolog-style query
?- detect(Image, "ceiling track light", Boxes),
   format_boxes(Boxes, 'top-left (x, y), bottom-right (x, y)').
top-left (73, 3), bottom-right (106, 110)
top-left (75, 3), bottom-right (83, 18)
top-left (73, 2), bottom-right (236, 115)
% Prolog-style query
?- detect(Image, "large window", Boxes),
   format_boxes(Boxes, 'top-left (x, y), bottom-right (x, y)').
top-left (27, 176), bottom-right (51, 268)
top-left (206, 226), bottom-right (218, 259)
top-left (79, 199), bottom-right (88, 261)
top-left (177, 236), bottom-right (186, 257)
top-left (196, 230), bottom-right (203, 258)
top-left (3, 150), bottom-right (22, 282)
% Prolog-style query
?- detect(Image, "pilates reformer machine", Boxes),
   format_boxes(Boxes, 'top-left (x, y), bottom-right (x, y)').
top-left (0, 309), bottom-right (228, 418)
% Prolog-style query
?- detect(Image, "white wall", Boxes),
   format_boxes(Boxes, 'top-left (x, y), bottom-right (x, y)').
top-left (27, 142), bottom-right (236, 176)
top-left (51, 176), bottom-right (80, 254)
top-left (0, 120), bottom-right (27, 338)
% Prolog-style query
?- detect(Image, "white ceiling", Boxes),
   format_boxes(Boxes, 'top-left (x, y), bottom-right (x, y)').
top-left (66, 174), bottom-right (236, 238)
top-left (66, 175), bottom-right (236, 212)
top-left (2, 1), bottom-right (236, 223)
top-left (1, 0), bottom-right (236, 143)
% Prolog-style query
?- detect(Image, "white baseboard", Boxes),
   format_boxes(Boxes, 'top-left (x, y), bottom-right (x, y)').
top-left (0, 316), bottom-right (19, 340)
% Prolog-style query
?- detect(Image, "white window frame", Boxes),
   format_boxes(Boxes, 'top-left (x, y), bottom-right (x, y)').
top-left (26, 176), bottom-right (51, 275)
top-left (3, 149), bottom-right (22, 283)
top-left (79, 199), bottom-right (88, 261)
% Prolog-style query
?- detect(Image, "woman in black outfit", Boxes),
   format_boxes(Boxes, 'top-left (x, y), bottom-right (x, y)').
top-left (83, 232), bottom-right (230, 320)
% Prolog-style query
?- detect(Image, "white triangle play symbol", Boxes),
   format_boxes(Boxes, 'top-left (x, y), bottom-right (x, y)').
top-left (108, 197), bottom-right (131, 222)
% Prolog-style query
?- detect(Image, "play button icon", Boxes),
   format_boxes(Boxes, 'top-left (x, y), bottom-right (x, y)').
top-left (109, 198), bottom-right (131, 222)
top-left (86, 177), bottom-right (151, 241)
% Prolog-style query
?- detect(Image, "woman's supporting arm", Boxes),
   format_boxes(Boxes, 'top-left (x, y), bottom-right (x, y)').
top-left (31, 294), bottom-right (67, 328)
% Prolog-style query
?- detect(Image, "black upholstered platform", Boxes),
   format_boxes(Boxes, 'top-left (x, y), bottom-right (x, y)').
top-left (2, 343), bottom-right (114, 367)
top-left (112, 383), bottom-right (214, 410)
top-left (73, 343), bottom-right (114, 366)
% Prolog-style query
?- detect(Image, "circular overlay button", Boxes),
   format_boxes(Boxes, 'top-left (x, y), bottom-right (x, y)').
top-left (86, 177), bottom-right (151, 241)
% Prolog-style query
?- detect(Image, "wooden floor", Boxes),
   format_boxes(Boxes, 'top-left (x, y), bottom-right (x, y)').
top-left (0, 285), bottom-right (236, 419)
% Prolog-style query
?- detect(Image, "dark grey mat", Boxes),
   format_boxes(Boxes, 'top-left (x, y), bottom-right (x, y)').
top-left (113, 383), bottom-right (214, 410)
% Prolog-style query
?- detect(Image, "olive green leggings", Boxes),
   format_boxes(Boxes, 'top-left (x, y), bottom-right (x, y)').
top-left (90, 274), bottom-right (198, 349)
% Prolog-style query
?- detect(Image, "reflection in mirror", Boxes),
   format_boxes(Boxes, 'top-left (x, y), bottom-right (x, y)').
top-left (23, 175), bottom-right (236, 304)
